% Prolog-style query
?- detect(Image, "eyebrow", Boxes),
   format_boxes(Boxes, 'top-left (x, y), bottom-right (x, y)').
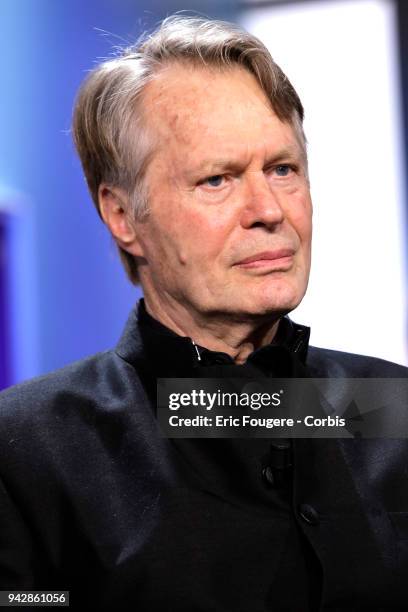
top-left (186, 146), bottom-right (302, 178)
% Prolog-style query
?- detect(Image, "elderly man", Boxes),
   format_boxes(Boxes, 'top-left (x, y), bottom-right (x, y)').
top-left (0, 15), bottom-right (407, 612)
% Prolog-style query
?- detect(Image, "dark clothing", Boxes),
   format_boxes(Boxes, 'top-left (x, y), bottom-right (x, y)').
top-left (0, 300), bottom-right (407, 611)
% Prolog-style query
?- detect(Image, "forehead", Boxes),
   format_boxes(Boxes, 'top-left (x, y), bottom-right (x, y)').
top-left (142, 62), bottom-right (299, 167)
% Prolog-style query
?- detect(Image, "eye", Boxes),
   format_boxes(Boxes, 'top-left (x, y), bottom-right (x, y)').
top-left (274, 164), bottom-right (292, 177)
top-left (202, 175), bottom-right (224, 188)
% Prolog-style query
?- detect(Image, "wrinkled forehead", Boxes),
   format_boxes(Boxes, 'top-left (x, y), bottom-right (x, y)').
top-left (140, 62), bottom-right (301, 165)
top-left (142, 63), bottom-right (274, 139)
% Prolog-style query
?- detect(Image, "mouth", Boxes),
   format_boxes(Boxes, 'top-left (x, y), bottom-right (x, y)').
top-left (235, 249), bottom-right (295, 270)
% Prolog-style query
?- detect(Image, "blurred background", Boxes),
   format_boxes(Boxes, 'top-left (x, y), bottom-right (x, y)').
top-left (1, 0), bottom-right (407, 390)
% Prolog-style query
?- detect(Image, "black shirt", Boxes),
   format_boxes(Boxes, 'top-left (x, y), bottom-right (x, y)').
top-left (137, 299), bottom-right (322, 611)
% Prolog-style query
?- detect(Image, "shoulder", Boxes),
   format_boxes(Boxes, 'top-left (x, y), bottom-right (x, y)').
top-left (307, 345), bottom-right (408, 377)
top-left (0, 349), bottom-right (151, 477)
top-left (0, 349), bottom-right (143, 421)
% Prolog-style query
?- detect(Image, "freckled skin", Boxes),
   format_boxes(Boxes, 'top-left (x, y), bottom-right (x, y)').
top-left (126, 63), bottom-right (313, 357)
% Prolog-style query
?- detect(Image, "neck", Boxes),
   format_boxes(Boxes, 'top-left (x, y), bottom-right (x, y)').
top-left (143, 294), bottom-right (281, 365)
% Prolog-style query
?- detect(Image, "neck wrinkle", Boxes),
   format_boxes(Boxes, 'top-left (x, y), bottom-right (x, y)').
top-left (143, 295), bottom-right (280, 364)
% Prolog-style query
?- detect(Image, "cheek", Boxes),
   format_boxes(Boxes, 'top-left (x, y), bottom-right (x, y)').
top-left (177, 208), bottom-right (232, 262)
top-left (141, 212), bottom-right (221, 273)
top-left (284, 193), bottom-right (312, 245)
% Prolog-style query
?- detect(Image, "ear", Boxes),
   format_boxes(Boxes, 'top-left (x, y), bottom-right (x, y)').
top-left (98, 184), bottom-right (145, 257)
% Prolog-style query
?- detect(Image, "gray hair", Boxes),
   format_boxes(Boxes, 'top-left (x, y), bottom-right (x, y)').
top-left (72, 15), bottom-right (306, 285)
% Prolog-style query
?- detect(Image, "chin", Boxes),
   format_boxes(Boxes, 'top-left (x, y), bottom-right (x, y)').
top-left (249, 281), bottom-right (306, 317)
top-left (220, 296), bottom-right (301, 321)
top-left (235, 269), bottom-right (306, 310)
top-left (198, 276), bottom-right (308, 319)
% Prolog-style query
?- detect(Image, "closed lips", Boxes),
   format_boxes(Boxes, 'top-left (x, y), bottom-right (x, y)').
top-left (235, 249), bottom-right (295, 265)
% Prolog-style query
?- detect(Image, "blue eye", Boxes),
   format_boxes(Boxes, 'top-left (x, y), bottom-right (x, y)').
top-left (275, 165), bottom-right (291, 177)
top-left (205, 175), bottom-right (224, 187)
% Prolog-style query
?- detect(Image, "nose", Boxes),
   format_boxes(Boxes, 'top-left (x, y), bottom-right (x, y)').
top-left (240, 172), bottom-right (284, 230)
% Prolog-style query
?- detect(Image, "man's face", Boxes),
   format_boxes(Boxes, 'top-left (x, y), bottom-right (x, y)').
top-left (131, 63), bottom-right (312, 322)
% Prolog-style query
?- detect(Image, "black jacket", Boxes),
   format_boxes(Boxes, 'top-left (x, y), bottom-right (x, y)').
top-left (0, 303), bottom-right (407, 611)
